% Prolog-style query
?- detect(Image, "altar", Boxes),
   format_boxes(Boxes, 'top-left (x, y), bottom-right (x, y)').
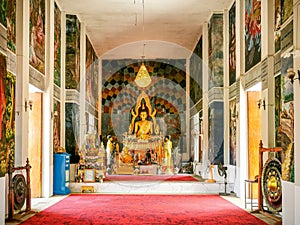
top-left (117, 91), bottom-right (165, 175)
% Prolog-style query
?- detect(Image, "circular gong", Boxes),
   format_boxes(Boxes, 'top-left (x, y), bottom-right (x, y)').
top-left (13, 174), bottom-right (27, 210)
top-left (261, 157), bottom-right (282, 212)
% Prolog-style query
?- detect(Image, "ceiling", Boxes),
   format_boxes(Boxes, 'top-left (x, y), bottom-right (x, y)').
top-left (56, 0), bottom-right (233, 60)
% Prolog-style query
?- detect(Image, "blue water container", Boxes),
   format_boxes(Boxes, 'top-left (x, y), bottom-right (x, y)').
top-left (53, 153), bottom-right (71, 195)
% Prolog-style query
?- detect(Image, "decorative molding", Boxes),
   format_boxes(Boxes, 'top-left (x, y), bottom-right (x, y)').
top-left (190, 99), bottom-right (202, 117)
top-left (208, 87), bottom-right (224, 103)
top-left (229, 82), bottom-right (237, 99)
top-left (65, 89), bottom-right (80, 103)
top-left (261, 58), bottom-right (268, 90)
top-left (85, 102), bottom-right (97, 116)
top-left (53, 85), bottom-right (61, 100)
top-left (245, 64), bottom-right (261, 90)
top-left (274, 53), bottom-right (281, 75)
top-left (281, 20), bottom-right (293, 53)
top-left (29, 66), bottom-right (45, 91)
top-left (235, 78), bottom-right (240, 102)
top-left (0, 25), bottom-right (6, 54)
top-left (7, 51), bottom-right (16, 75)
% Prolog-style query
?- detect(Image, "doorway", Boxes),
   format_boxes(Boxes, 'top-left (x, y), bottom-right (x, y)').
top-left (247, 91), bottom-right (262, 198)
top-left (28, 92), bottom-right (43, 197)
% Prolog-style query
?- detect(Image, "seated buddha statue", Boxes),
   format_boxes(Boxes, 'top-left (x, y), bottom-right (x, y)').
top-left (134, 109), bottom-right (153, 140)
top-left (128, 91), bottom-right (159, 140)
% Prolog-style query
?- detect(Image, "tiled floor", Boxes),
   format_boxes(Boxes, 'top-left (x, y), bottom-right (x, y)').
top-left (5, 178), bottom-right (282, 225)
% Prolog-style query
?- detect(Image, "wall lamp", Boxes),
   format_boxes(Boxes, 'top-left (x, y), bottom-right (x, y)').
top-left (51, 111), bottom-right (58, 119)
top-left (257, 99), bottom-right (266, 110)
top-left (25, 99), bottom-right (33, 111)
top-left (287, 68), bottom-right (300, 84)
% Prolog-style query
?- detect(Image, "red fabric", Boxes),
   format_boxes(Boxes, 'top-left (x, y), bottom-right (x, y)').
top-left (21, 194), bottom-right (268, 225)
top-left (103, 174), bottom-right (198, 182)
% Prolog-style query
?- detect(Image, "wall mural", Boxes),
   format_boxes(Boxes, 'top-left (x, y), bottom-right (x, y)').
top-left (53, 99), bottom-right (61, 152)
top-left (281, 0), bottom-right (293, 24)
top-left (6, 0), bottom-right (16, 53)
top-left (190, 36), bottom-right (202, 106)
top-left (208, 102), bottom-right (224, 164)
top-left (86, 36), bottom-right (98, 107)
top-left (65, 103), bottom-right (80, 163)
top-left (101, 60), bottom-right (186, 151)
top-left (229, 99), bottom-right (237, 165)
top-left (208, 14), bottom-right (223, 89)
top-left (29, 0), bottom-right (45, 74)
top-left (274, 0), bottom-right (282, 53)
top-left (229, 2), bottom-right (236, 85)
top-left (277, 54), bottom-right (294, 182)
top-left (0, 53), bottom-right (15, 177)
top-left (245, 0), bottom-right (261, 72)
top-left (54, 3), bottom-right (61, 87)
top-left (0, 0), bottom-right (7, 27)
top-left (65, 14), bottom-right (80, 90)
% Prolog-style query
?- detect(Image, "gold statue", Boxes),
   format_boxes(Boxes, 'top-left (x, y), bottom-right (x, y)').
top-left (164, 135), bottom-right (172, 173)
top-left (129, 91), bottom-right (159, 140)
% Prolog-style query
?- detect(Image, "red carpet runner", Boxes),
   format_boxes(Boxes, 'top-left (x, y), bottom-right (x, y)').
top-left (103, 174), bottom-right (198, 182)
top-left (21, 194), bottom-right (267, 225)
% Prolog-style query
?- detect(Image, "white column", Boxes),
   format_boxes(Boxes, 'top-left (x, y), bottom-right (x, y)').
top-left (0, 177), bottom-right (5, 225)
top-left (261, 0), bottom-right (275, 148)
top-left (60, 12), bottom-right (66, 147)
top-left (185, 58), bottom-right (190, 160)
top-left (98, 59), bottom-right (102, 134)
top-left (15, 0), bottom-right (30, 166)
top-left (80, 22), bottom-right (86, 145)
top-left (223, 9), bottom-right (230, 165)
top-left (42, 0), bottom-right (55, 198)
top-left (236, 0), bottom-right (246, 198)
top-left (292, 3), bottom-right (300, 225)
top-left (202, 21), bottom-right (209, 173)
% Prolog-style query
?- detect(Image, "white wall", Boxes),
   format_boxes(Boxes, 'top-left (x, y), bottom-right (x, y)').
top-left (0, 177), bottom-right (5, 225)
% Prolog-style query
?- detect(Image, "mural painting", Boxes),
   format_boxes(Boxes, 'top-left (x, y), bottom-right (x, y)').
top-left (6, 0), bottom-right (16, 53)
top-left (274, 0), bottom-right (282, 53)
top-left (54, 3), bottom-right (61, 87)
top-left (65, 103), bottom-right (80, 163)
top-left (229, 2), bottom-right (236, 85)
top-left (0, 53), bottom-right (15, 177)
top-left (86, 37), bottom-right (98, 107)
top-left (189, 37), bottom-right (202, 106)
top-left (208, 14), bottom-right (223, 89)
top-left (53, 99), bottom-right (61, 152)
top-left (29, 0), bottom-right (45, 74)
top-left (277, 54), bottom-right (294, 182)
top-left (65, 15), bottom-right (80, 90)
top-left (281, 0), bottom-right (293, 24)
top-left (229, 99), bottom-right (237, 165)
top-left (0, 0), bottom-right (7, 27)
top-left (245, 0), bottom-right (261, 72)
top-left (208, 102), bottom-right (224, 164)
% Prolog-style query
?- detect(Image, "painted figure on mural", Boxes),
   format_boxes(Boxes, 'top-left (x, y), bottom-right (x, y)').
top-left (0, 59), bottom-right (6, 141)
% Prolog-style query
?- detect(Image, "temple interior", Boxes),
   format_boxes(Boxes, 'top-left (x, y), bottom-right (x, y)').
top-left (0, 0), bottom-right (300, 224)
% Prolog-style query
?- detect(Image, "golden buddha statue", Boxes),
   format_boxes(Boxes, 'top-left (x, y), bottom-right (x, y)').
top-left (128, 91), bottom-right (159, 140)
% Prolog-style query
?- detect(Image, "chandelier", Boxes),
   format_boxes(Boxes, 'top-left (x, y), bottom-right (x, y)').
top-left (135, 43), bottom-right (151, 88)
top-left (135, 62), bottom-right (151, 88)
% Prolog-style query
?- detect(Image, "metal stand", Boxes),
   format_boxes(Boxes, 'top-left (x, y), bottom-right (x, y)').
top-left (251, 140), bottom-right (282, 223)
top-left (6, 158), bottom-right (34, 222)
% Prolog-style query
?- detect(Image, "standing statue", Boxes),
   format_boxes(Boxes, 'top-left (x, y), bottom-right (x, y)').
top-left (164, 135), bottom-right (172, 174)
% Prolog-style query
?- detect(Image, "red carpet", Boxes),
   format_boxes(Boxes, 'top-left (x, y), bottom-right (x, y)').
top-left (21, 194), bottom-right (267, 225)
top-left (103, 174), bottom-right (198, 182)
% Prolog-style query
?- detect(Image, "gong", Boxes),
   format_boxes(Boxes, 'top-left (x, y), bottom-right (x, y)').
top-left (261, 157), bottom-right (282, 212)
top-left (13, 174), bottom-right (27, 210)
